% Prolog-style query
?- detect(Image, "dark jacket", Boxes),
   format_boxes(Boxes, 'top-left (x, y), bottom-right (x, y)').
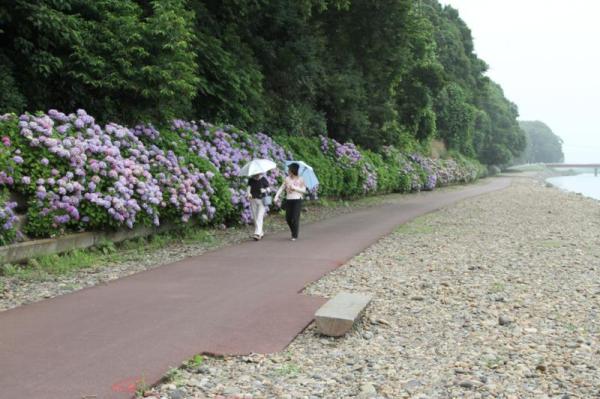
top-left (248, 176), bottom-right (269, 199)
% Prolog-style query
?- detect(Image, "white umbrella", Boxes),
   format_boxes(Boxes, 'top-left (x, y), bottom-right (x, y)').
top-left (238, 159), bottom-right (277, 177)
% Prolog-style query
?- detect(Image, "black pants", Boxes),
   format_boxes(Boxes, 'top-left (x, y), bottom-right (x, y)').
top-left (285, 199), bottom-right (302, 239)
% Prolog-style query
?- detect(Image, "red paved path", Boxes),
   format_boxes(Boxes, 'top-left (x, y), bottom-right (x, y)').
top-left (0, 178), bottom-right (510, 399)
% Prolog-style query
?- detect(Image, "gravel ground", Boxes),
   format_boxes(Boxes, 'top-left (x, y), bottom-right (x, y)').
top-left (147, 177), bottom-right (600, 399)
top-left (0, 192), bottom-right (400, 311)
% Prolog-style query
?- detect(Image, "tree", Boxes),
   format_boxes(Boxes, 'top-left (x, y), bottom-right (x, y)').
top-left (0, 0), bottom-right (527, 164)
top-left (435, 82), bottom-right (475, 156)
top-left (0, 0), bottom-right (198, 123)
top-left (422, 1), bottom-right (525, 164)
top-left (188, 0), bottom-right (266, 129)
top-left (476, 81), bottom-right (526, 165)
top-left (517, 121), bottom-right (564, 163)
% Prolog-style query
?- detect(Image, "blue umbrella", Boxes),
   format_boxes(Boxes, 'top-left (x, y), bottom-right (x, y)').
top-left (284, 160), bottom-right (319, 190)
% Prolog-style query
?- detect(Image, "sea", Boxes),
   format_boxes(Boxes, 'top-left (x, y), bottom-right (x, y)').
top-left (546, 173), bottom-right (600, 200)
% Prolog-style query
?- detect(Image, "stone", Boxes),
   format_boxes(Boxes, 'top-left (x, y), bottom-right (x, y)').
top-left (186, 378), bottom-right (202, 388)
top-left (536, 364), bottom-right (547, 373)
top-left (499, 315), bottom-right (513, 326)
top-left (373, 318), bottom-right (391, 326)
top-left (488, 165), bottom-right (501, 176)
top-left (222, 386), bottom-right (241, 396)
top-left (22, 179), bottom-right (600, 399)
top-left (169, 389), bottom-right (185, 399)
top-left (315, 292), bottom-right (372, 337)
top-left (357, 383), bottom-right (377, 399)
top-left (458, 380), bottom-right (473, 388)
top-left (196, 365), bottom-right (210, 374)
top-left (405, 380), bottom-right (422, 394)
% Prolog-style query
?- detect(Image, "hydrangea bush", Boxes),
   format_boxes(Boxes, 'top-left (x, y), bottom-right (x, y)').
top-left (380, 146), bottom-right (484, 193)
top-left (0, 109), bottom-right (485, 245)
top-left (0, 118), bottom-right (22, 244)
top-left (1, 110), bottom-right (223, 237)
top-left (0, 191), bottom-right (18, 245)
top-left (409, 153), bottom-right (437, 191)
top-left (170, 120), bottom-right (291, 224)
top-left (319, 136), bottom-right (378, 195)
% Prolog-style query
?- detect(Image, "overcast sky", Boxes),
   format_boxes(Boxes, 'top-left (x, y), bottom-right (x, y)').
top-left (439, 0), bottom-right (600, 163)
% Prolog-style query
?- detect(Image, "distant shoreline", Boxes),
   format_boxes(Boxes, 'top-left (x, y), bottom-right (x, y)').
top-left (545, 173), bottom-right (600, 201)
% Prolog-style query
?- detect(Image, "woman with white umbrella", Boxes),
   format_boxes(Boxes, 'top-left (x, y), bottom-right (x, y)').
top-left (239, 159), bottom-right (276, 241)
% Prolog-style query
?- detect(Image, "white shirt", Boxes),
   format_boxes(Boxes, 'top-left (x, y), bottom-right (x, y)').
top-left (274, 176), bottom-right (307, 201)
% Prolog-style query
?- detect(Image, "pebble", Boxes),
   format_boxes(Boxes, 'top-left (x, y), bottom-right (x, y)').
top-left (222, 386), bottom-right (241, 396)
top-left (404, 379), bottom-right (422, 393)
top-left (357, 382), bottom-right (377, 398)
top-left (156, 181), bottom-right (599, 396)
top-left (168, 389), bottom-right (185, 399)
top-left (457, 380), bottom-right (476, 389)
top-left (8, 179), bottom-right (600, 398)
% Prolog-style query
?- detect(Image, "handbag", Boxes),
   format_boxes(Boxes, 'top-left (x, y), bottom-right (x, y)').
top-left (262, 195), bottom-right (272, 206)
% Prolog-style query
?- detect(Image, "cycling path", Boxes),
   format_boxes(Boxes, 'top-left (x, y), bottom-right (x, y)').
top-left (0, 178), bottom-right (510, 399)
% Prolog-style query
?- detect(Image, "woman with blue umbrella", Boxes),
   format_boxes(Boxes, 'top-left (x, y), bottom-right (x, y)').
top-left (274, 161), bottom-right (318, 241)
top-left (283, 160), bottom-right (319, 193)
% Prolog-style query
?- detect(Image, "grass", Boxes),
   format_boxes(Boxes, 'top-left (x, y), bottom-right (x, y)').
top-left (1, 250), bottom-right (116, 281)
top-left (565, 322), bottom-right (578, 332)
top-left (276, 362), bottom-right (300, 377)
top-left (187, 354), bottom-right (204, 368)
top-left (314, 198), bottom-right (336, 208)
top-left (134, 376), bottom-right (149, 397)
top-left (395, 216), bottom-right (435, 235)
top-left (0, 187), bottom-right (449, 283)
top-left (506, 164), bottom-right (548, 172)
top-left (0, 225), bottom-right (218, 282)
top-left (483, 355), bottom-right (505, 369)
top-left (164, 367), bottom-right (185, 386)
top-left (538, 240), bottom-right (562, 248)
top-left (1, 195), bottom-right (361, 283)
top-left (488, 282), bottom-right (505, 294)
top-left (181, 229), bottom-right (216, 245)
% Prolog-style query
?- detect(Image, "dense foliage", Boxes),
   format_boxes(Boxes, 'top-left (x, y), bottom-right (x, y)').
top-left (0, 109), bottom-right (484, 244)
top-left (0, 0), bottom-right (526, 165)
top-left (516, 121), bottom-right (564, 164)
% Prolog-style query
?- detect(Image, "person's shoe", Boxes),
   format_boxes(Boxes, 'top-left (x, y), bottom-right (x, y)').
top-left (252, 234), bottom-right (259, 241)
top-left (290, 237), bottom-right (296, 241)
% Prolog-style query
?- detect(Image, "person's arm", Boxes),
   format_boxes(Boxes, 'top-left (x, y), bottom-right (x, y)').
top-left (246, 179), bottom-right (253, 199)
top-left (274, 182), bottom-right (285, 202)
top-left (260, 177), bottom-right (270, 194)
top-left (293, 178), bottom-right (307, 194)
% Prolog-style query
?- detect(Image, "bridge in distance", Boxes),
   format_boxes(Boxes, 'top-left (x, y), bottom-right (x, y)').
top-left (545, 163), bottom-right (600, 176)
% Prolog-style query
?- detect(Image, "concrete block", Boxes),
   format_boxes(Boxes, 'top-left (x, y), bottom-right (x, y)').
top-left (315, 292), bottom-right (372, 337)
top-left (0, 221), bottom-right (188, 264)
